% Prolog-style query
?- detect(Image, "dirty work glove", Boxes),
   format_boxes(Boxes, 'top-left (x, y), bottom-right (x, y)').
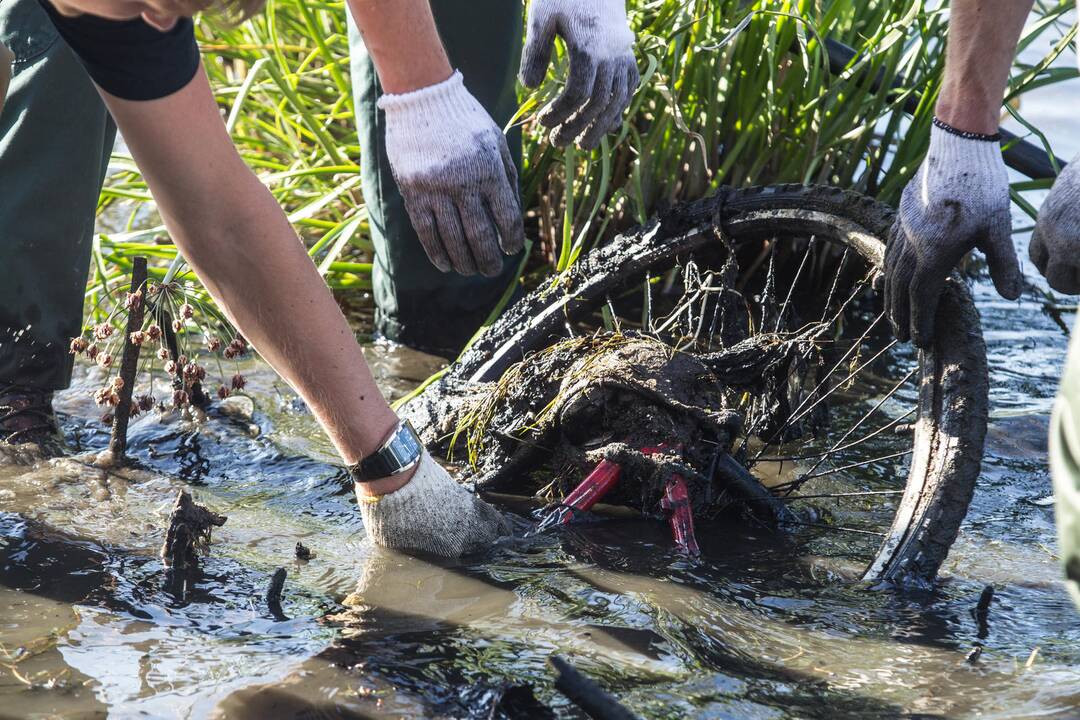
top-left (355, 450), bottom-right (510, 558)
top-left (519, 0), bottom-right (639, 149)
top-left (885, 120), bottom-right (1022, 347)
top-left (1030, 156), bottom-right (1080, 294)
top-left (379, 71), bottom-right (525, 277)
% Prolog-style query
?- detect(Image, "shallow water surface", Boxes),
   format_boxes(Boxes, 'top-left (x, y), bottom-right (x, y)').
top-left (4, 19), bottom-right (1080, 720)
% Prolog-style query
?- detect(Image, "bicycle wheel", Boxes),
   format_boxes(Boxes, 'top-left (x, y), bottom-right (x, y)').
top-left (404, 184), bottom-right (988, 587)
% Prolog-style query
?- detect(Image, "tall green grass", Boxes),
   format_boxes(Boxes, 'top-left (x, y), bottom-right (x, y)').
top-left (89, 0), bottom-right (1078, 332)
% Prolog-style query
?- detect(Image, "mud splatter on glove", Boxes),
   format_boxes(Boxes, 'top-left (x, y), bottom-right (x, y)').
top-left (1030, 156), bottom-right (1080, 295)
top-left (519, 0), bottom-right (640, 149)
top-left (379, 71), bottom-right (525, 277)
top-left (885, 120), bottom-right (1022, 348)
top-left (356, 450), bottom-right (510, 558)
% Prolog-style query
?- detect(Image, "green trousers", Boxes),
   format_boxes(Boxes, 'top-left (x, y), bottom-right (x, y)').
top-left (0, 0), bottom-right (522, 392)
top-left (0, 0), bottom-right (115, 391)
top-left (347, 0), bottom-right (524, 357)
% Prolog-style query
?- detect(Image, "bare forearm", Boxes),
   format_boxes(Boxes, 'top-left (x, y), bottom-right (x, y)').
top-left (937, 0), bottom-right (1033, 134)
top-left (101, 69), bottom-right (398, 473)
top-left (346, 0), bottom-right (451, 93)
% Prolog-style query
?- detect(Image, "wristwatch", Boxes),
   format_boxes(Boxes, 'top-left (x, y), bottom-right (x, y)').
top-left (348, 420), bottom-right (424, 482)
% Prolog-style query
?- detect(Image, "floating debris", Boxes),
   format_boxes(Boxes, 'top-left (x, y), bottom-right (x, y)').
top-left (160, 490), bottom-right (228, 571)
top-left (294, 541), bottom-right (315, 561)
top-left (266, 567), bottom-right (289, 621)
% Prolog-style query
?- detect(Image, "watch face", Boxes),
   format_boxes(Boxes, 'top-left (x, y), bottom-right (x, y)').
top-left (356, 421), bottom-right (423, 481)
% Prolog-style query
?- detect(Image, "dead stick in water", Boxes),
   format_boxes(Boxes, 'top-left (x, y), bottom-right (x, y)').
top-left (109, 257), bottom-right (147, 462)
top-left (266, 567), bottom-right (289, 621)
top-left (549, 656), bottom-right (638, 720)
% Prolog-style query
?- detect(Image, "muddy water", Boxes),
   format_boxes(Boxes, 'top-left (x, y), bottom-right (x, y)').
top-left (5, 24), bottom-right (1080, 720)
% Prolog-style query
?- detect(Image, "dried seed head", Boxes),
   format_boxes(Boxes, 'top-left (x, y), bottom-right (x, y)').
top-left (93, 323), bottom-right (113, 340)
top-left (231, 373), bottom-right (246, 390)
top-left (111, 376), bottom-right (125, 391)
top-left (101, 411), bottom-right (114, 426)
top-left (129, 330), bottom-right (147, 346)
top-left (172, 389), bottom-right (189, 407)
top-left (129, 401), bottom-right (141, 417)
top-left (177, 355), bottom-right (189, 367)
top-left (180, 303), bottom-right (194, 320)
top-left (228, 337), bottom-right (248, 357)
top-left (172, 319), bottom-right (183, 332)
top-left (164, 360), bottom-right (178, 375)
top-left (69, 337), bottom-right (89, 355)
top-left (217, 385), bottom-right (229, 400)
top-left (124, 290), bottom-right (143, 312)
top-left (94, 387), bottom-right (120, 407)
top-left (86, 344), bottom-right (99, 361)
top-left (207, 337), bottom-right (222, 352)
top-left (147, 324), bottom-right (162, 340)
top-left (223, 347), bottom-right (236, 360)
top-left (157, 347), bottom-right (170, 361)
top-left (97, 353), bottom-right (113, 368)
top-left (146, 282), bottom-right (158, 295)
top-left (138, 395), bottom-right (155, 412)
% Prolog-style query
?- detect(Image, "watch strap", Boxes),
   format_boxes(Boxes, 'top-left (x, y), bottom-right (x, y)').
top-left (349, 420), bottom-right (423, 482)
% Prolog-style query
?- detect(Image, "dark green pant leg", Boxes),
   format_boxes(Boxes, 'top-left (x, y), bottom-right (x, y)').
top-left (0, 0), bottom-right (116, 391)
top-left (348, 0), bottom-right (523, 357)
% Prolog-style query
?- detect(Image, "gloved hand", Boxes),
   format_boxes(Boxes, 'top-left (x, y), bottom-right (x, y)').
top-left (379, 71), bottom-right (525, 277)
top-left (519, 0), bottom-right (639, 149)
top-left (1030, 156), bottom-right (1080, 294)
top-left (356, 450), bottom-right (510, 557)
top-left (885, 120), bottom-right (1022, 347)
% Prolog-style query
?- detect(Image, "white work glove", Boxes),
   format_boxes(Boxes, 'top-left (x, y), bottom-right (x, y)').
top-left (1030, 156), bottom-right (1080, 294)
top-left (519, 0), bottom-right (640, 149)
top-left (356, 450), bottom-right (510, 557)
top-left (379, 71), bottom-right (525, 277)
top-left (885, 120), bottom-right (1022, 347)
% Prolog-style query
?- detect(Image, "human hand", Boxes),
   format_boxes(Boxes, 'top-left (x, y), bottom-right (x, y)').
top-left (379, 71), bottom-right (525, 277)
top-left (356, 450), bottom-right (510, 557)
top-left (885, 120), bottom-right (1022, 347)
top-left (1030, 156), bottom-right (1080, 295)
top-left (519, 0), bottom-right (639, 149)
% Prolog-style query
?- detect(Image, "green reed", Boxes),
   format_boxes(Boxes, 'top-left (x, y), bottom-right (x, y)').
top-left (89, 0), bottom-right (1077, 337)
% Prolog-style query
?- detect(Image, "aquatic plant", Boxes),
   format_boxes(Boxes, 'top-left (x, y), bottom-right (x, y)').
top-left (85, 0), bottom-right (1077, 353)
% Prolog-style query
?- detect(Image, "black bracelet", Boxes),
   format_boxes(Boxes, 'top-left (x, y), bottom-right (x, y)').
top-left (932, 117), bottom-right (1001, 143)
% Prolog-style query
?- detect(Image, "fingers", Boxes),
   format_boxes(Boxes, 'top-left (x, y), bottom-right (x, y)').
top-left (494, 138), bottom-right (526, 255)
top-left (431, 199), bottom-right (477, 276)
top-left (908, 262), bottom-right (949, 349)
top-left (578, 63), bottom-right (632, 150)
top-left (1045, 260), bottom-right (1080, 295)
top-left (487, 186), bottom-right (525, 257)
top-left (551, 63), bottom-right (616, 147)
top-left (538, 47), bottom-right (596, 130)
top-left (979, 220), bottom-right (1023, 301)
top-left (519, 14), bottom-right (557, 89)
top-left (884, 221), bottom-right (915, 344)
top-left (409, 204), bottom-right (452, 273)
top-left (459, 197), bottom-right (504, 278)
top-left (1029, 229), bottom-right (1050, 275)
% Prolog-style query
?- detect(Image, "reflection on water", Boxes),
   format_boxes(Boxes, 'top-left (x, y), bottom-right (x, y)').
top-left (3, 16), bottom-right (1080, 720)
top-left (1, 314), bottom-right (1079, 719)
